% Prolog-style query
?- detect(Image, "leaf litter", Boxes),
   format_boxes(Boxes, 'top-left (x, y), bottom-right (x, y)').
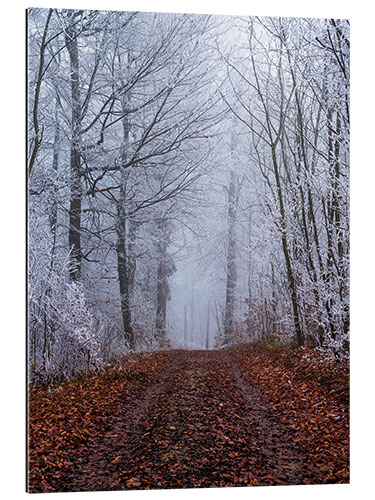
top-left (28, 344), bottom-right (349, 492)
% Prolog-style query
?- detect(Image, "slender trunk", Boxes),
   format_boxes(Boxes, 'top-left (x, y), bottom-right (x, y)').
top-left (116, 89), bottom-right (135, 348)
top-left (333, 112), bottom-right (343, 260)
top-left (271, 146), bottom-right (304, 346)
top-left (184, 304), bottom-right (187, 344)
top-left (116, 172), bottom-right (134, 348)
top-left (247, 215), bottom-right (252, 338)
top-left (155, 219), bottom-right (173, 344)
top-left (116, 210), bottom-right (134, 349)
top-left (322, 195), bottom-right (338, 341)
top-left (308, 165), bottom-right (327, 344)
top-left (65, 24), bottom-right (82, 281)
top-left (205, 307), bottom-right (210, 350)
top-left (28, 8), bottom-right (53, 178)
top-left (191, 290), bottom-right (194, 343)
top-left (324, 107), bottom-right (341, 341)
top-left (49, 104), bottom-right (59, 261)
top-left (155, 260), bottom-right (168, 342)
top-left (271, 263), bottom-right (277, 335)
top-left (224, 169), bottom-right (238, 344)
top-left (127, 218), bottom-right (137, 296)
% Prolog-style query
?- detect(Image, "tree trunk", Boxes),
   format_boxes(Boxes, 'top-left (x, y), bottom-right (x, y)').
top-left (116, 208), bottom-right (134, 349)
top-left (116, 90), bottom-right (134, 349)
top-left (224, 168), bottom-right (238, 344)
top-left (127, 217), bottom-right (138, 298)
top-left (184, 304), bottom-right (187, 344)
top-left (49, 101), bottom-right (59, 261)
top-left (205, 307), bottom-right (210, 350)
top-left (28, 8), bottom-right (53, 178)
top-left (271, 146), bottom-right (304, 347)
top-left (155, 219), bottom-right (173, 345)
top-left (155, 259), bottom-right (168, 342)
top-left (65, 22), bottom-right (82, 281)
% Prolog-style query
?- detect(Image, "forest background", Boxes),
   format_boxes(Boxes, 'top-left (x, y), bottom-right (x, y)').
top-left (1, 0), bottom-right (374, 499)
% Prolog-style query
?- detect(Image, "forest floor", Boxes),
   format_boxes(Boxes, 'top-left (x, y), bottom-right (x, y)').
top-left (28, 343), bottom-right (349, 492)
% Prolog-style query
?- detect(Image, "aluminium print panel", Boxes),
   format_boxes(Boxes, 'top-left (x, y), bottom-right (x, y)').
top-left (27, 6), bottom-right (349, 493)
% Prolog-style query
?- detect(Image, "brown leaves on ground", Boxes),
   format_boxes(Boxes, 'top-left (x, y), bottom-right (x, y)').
top-left (231, 342), bottom-right (349, 484)
top-left (28, 344), bottom-right (349, 493)
top-left (28, 352), bottom-right (171, 492)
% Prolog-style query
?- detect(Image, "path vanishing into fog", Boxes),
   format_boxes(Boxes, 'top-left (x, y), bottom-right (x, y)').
top-left (29, 347), bottom-right (349, 492)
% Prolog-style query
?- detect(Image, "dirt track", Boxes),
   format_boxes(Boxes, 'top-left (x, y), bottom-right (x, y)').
top-left (56, 350), bottom-right (310, 491)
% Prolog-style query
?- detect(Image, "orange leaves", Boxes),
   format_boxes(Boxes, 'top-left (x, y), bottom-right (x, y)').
top-left (28, 347), bottom-right (349, 492)
top-left (233, 343), bottom-right (349, 485)
top-left (126, 477), bottom-right (142, 488)
top-left (28, 351), bottom-right (170, 493)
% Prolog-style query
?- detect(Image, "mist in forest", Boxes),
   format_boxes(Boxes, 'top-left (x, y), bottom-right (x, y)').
top-left (27, 8), bottom-right (349, 381)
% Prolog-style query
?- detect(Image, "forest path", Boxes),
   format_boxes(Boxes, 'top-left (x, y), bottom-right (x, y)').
top-left (54, 349), bottom-right (309, 491)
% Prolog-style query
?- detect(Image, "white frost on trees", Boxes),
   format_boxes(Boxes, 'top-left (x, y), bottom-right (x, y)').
top-left (27, 9), bottom-right (350, 382)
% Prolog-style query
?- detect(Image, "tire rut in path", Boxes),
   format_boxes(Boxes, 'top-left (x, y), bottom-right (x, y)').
top-left (62, 350), bottom-right (309, 491)
top-left (61, 350), bottom-right (187, 491)
top-left (222, 351), bottom-right (309, 484)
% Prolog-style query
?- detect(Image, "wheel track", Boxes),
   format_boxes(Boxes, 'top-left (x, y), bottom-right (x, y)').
top-left (54, 350), bottom-right (310, 491)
